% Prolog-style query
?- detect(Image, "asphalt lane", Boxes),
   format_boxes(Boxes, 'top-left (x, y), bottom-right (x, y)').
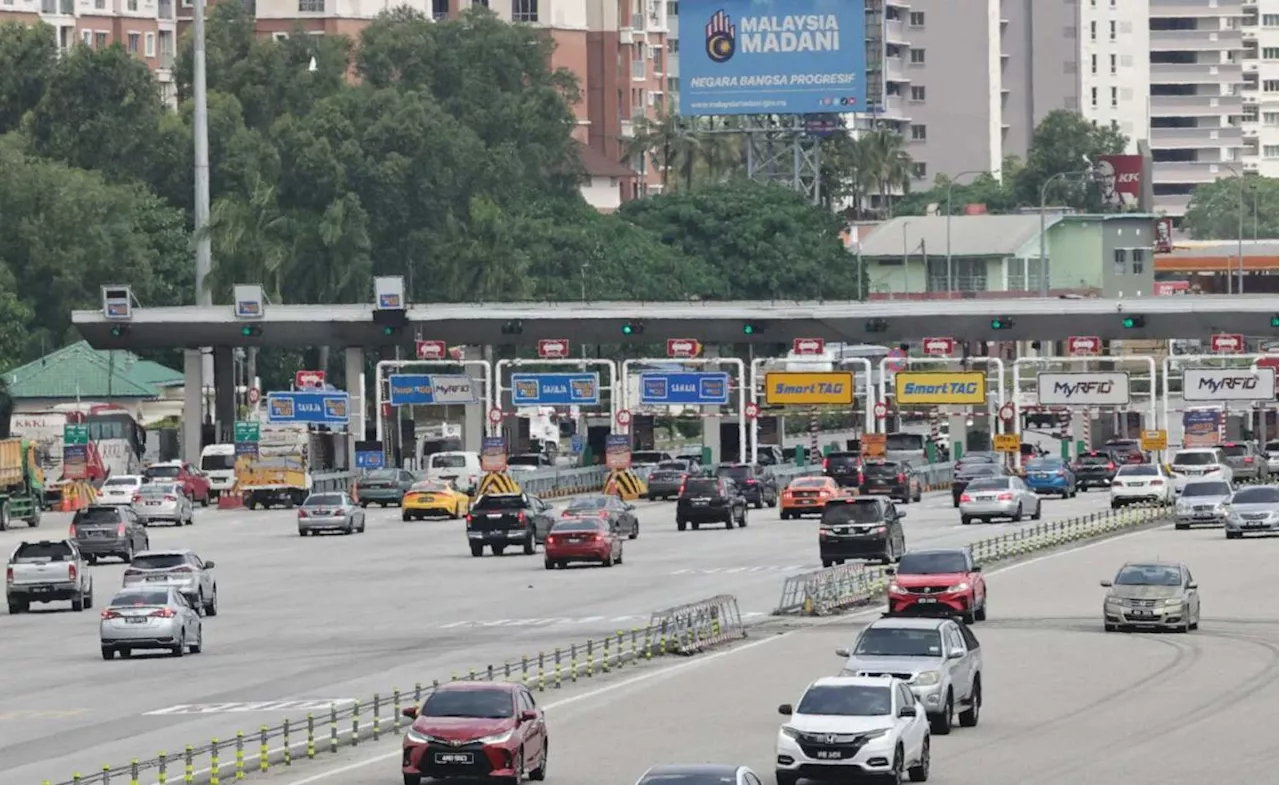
top-left (0, 477), bottom-right (1115, 785)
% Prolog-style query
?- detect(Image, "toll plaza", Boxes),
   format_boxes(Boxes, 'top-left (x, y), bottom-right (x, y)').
top-left (881, 354), bottom-right (1007, 463)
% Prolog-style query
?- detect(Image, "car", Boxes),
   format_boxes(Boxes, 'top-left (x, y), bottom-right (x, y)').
top-left (958, 475), bottom-right (1041, 524)
top-left (860, 460), bottom-right (923, 504)
top-left (424, 451), bottom-right (482, 495)
top-left (1224, 484), bottom-right (1279, 538)
top-left (818, 496), bottom-right (906, 567)
top-left (297, 492), bottom-right (366, 536)
top-left (121, 549), bottom-right (219, 616)
top-left (1103, 439), bottom-right (1146, 465)
top-left (508, 453), bottom-right (554, 473)
top-left (402, 480), bottom-right (470, 521)
top-left (131, 482), bottom-right (195, 526)
top-left (355, 469), bottom-right (417, 507)
top-left (100, 586), bottom-right (204, 660)
top-left (954, 452), bottom-right (999, 470)
top-left (1109, 463), bottom-right (1175, 508)
top-left (675, 475), bottom-right (747, 531)
top-left (142, 461), bottom-right (211, 506)
top-left (1219, 441), bottom-right (1266, 483)
top-left (714, 463), bottom-right (778, 509)
top-left (69, 505), bottom-right (150, 564)
top-left (630, 450), bottom-right (672, 469)
top-left (823, 451), bottom-right (864, 489)
top-left (775, 676), bottom-right (931, 785)
top-left (885, 549), bottom-right (986, 623)
top-left (1170, 447), bottom-right (1234, 493)
top-left (646, 460), bottom-right (694, 500)
top-left (400, 681), bottom-right (548, 785)
top-left (634, 764), bottom-right (763, 785)
top-left (560, 494), bottom-right (639, 539)
top-left (755, 444), bottom-right (786, 467)
top-left (1264, 440), bottom-right (1279, 477)
top-left (5, 539), bottom-right (94, 614)
top-left (1022, 457), bottom-right (1076, 499)
top-left (465, 493), bottom-right (556, 556)
top-left (1018, 442), bottom-right (1047, 461)
top-left (781, 476), bottom-right (845, 519)
top-left (1071, 450), bottom-right (1121, 491)
top-left (544, 517), bottom-right (624, 569)
top-left (950, 463), bottom-right (1005, 508)
top-left (836, 616), bottom-right (983, 735)
top-left (97, 475), bottom-right (144, 506)
top-left (1101, 561), bottom-right (1201, 632)
top-left (1173, 480), bottom-right (1233, 529)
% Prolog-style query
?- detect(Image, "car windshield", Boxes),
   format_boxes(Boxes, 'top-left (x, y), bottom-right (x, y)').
top-left (1117, 465), bottom-right (1158, 476)
top-left (110, 590), bottom-right (170, 607)
top-left (304, 494), bottom-right (344, 507)
top-left (715, 466), bottom-right (750, 479)
top-left (364, 470), bottom-right (399, 481)
top-left (965, 478), bottom-right (1010, 492)
top-left (855, 627), bottom-right (944, 657)
top-left (656, 462), bottom-right (688, 471)
top-left (74, 508), bottom-right (122, 525)
top-left (885, 434), bottom-right (924, 452)
top-left (473, 495), bottom-right (529, 510)
top-left (822, 502), bottom-right (884, 524)
top-left (201, 453), bottom-right (236, 471)
top-left (632, 452), bottom-right (664, 463)
top-left (1266, 441), bottom-right (1279, 453)
top-left (566, 497), bottom-right (611, 511)
top-left (684, 478), bottom-right (722, 495)
top-left (1115, 565), bottom-right (1182, 586)
top-left (1026, 460), bottom-right (1062, 471)
top-left (419, 689), bottom-right (513, 719)
top-left (790, 478), bottom-right (830, 490)
top-left (551, 519), bottom-right (602, 533)
top-left (637, 774), bottom-right (738, 785)
top-left (1173, 452), bottom-right (1216, 465)
top-left (104, 476), bottom-right (140, 487)
top-left (1078, 454), bottom-right (1113, 465)
top-left (897, 551), bottom-right (969, 575)
top-left (131, 554), bottom-right (188, 570)
top-left (797, 685), bottom-right (893, 716)
top-left (13, 542), bottom-right (74, 562)
top-left (1181, 482), bottom-right (1231, 497)
top-left (144, 465), bottom-right (181, 478)
top-left (430, 454), bottom-right (469, 469)
top-left (1233, 486), bottom-right (1279, 504)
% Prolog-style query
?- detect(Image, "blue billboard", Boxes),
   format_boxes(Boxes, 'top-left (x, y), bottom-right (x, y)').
top-left (677, 0), bottom-right (867, 117)
top-left (388, 374), bottom-right (481, 406)
top-left (511, 373), bottom-right (600, 406)
top-left (266, 391), bottom-right (350, 425)
top-left (639, 372), bottom-right (731, 405)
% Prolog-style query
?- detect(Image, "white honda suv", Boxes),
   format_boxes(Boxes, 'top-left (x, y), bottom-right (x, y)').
top-left (1170, 447), bottom-right (1234, 494)
top-left (775, 676), bottom-right (931, 785)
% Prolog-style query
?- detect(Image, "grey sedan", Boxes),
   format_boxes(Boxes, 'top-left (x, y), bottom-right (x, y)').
top-left (1101, 561), bottom-right (1201, 632)
top-left (958, 476), bottom-right (1041, 524)
top-left (100, 587), bottom-right (204, 659)
top-left (131, 482), bottom-right (194, 526)
top-left (298, 492), bottom-right (366, 536)
top-left (1173, 480), bottom-right (1233, 529)
top-left (1224, 485), bottom-right (1279, 539)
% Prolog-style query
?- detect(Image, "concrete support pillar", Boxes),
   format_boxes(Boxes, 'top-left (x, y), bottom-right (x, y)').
top-left (947, 413), bottom-right (967, 461)
top-left (183, 350), bottom-right (203, 465)
top-left (463, 345), bottom-right (486, 453)
top-left (702, 344), bottom-right (721, 464)
top-left (213, 346), bottom-right (236, 444)
top-left (345, 347), bottom-right (365, 471)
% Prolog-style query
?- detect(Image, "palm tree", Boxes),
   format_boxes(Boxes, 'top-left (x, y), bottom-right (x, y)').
top-left (621, 111), bottom-right (699, 191)
top-left (201, 175), bottom-right (295, 303)
top-left (859, 129), bottom-right (915, 217)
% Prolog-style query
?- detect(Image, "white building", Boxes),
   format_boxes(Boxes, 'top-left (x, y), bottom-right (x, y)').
top-left (1078, 0), bottom-right (1152, 150)
top-left (1242, 0), bottom-right (1280, 177)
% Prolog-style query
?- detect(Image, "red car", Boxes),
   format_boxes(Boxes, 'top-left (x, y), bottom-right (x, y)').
top-left (885, 548), bottom-right (987, 624)
top-left (1104, 439), bottom-right (1146, 465)
top-left (543, 518), bottom-right (624, 569)
top-left (142, 461), bottom-right (212, 506)
top-left (401, 681), bottom-right (548, 785)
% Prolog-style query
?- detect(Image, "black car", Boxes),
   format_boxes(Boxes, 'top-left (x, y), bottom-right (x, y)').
top-left (951, 464), bottom-right (1007, 507)
top-left (464, 493), bottom-right (556, 556)
top-left (823, 451), bottom-right (863, 488)
top-left (560, 494), bottom-right (640, 539)
top-left (676, 476), bottom-right (747, 531)
top-left (69, 506), bottom-right (150, 564)
top-left (860, 460), bottom-right (923, 504)
top-left (1073, 450), bottom-right (1120, 490)
top-left (714, 463), bottom-right (779, 509)
top-left (646, 461), bottom-right (695, 500)
top-left (818, 496), bottom-right (906, 566)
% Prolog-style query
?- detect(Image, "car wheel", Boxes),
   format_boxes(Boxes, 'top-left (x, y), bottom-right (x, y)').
top-left (71, 592), bottom-right (85, 612)
top-left (960, 515), bottom-right (971, 525)
top-left (958, 679), bottom-right (981, 727)
top-left (822, 559), bottom-right (833, 568)
top-left (1110, 500), bottom-right (1120, 510)
top-left (544, 559), bottom-right (556, 570)
top-left (196, 591), bottom-right (206, 617)
top-left (470, 543), bottom-right (485, 557)
top-left (692, 522), bottom-right (700, 531)
top-left (171, 632), bottom-right (185, 658)
top-left (602, 552), bottom-right (613, 567)
top-left (1104, 622), bottom-right (1118, 632)
top-left (616, 548), bottom-right (623, 565)
top-left (767, 493), bottom-right (778, 508)
top-left (190, 627), bottom-right (203, 654)
top-left (738, 510), bottom-right (748, 528)
top-left (84, 585), bottom-right (94, 609)
top-left (523, 537), bottom-right (536, 556)
top-left (929, 693), bottom-right (953, 735)
top-left (403, 775), bottom-right (422, 785)
top-left (1011, 505), bottom-right (1023, 523)
top-left (907, 736), bottom-right (930, 782)
top-left (120, 648), bottom-right (132, 659)
top-left (1175, 522), bottom-right (1189, 530)
top-left (629, 523), bottom-right (638, 540)
top-left (101, 647), bottom-right (114, 661)
top-left (402, 511), bottom-right (412, 522)
top-left (529, 740), bottom-right (548, 781)
top-left (205, 590), bottom-right (218, 618)
top-left (492, 545), bottom-right (506, 556)
top-left (1032, 502), bottom-right (1042, 520)
top-left (676, 520), bottom-right (687, 532)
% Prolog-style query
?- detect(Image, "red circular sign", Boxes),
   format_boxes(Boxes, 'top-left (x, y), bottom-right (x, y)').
top-left (873, 401), bottom-right (888, 419)
top-left (488, 407), bottom-right (503, 425)
top-left (999, 402), bottom-right (1015, 421)
top-left (616, 409), bottom-right (632, 426)
top-left (745, 402), bottom-right (760, 420)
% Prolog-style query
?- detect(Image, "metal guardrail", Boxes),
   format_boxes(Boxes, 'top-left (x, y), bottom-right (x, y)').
top-left (45, 594), bottom-right (746, 785)
top-left (769, 462), bottom-right (955, 492)
top-left (310, 472), bottom-right (354, 494)
top-left (513, 465), bottom-right (610, 498)
top-left (774, 502), bottom-right (1172, 616)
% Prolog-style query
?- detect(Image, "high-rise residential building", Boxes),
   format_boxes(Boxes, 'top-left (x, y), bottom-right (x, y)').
top-left (1241, 0), bottom-right (1280, 177)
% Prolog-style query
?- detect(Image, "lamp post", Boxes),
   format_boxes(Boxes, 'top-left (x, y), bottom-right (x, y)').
top-left (1038, 169), bottom-right (1096, 297)
top-left (945, 170), bottom-right (985, 295)
top-left (192, 0), bottom-right (213, 423)
top-left (901, 220), bottom-right (911, 298)
top-left (1214, 162), bottom-right (1245, 295)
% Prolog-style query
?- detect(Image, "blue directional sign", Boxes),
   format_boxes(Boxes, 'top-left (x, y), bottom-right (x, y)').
top-left (511, 373), bottom-right (600, 406)
top-left (388, 374), bottom-right (481, 406)
top-left (639, 372), bottom-right (731, 405)
top-left (355, 450), bottom-right (385, 469)
top-left (266, 391), bottom-right (350, 425)
top-left (570, 434), bottom-right (585, 454)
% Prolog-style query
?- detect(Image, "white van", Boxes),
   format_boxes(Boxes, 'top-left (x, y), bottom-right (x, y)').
top-left (199, 444), bottom-right (237, 499)
top-left (425, 451), bottom-right (482, 492)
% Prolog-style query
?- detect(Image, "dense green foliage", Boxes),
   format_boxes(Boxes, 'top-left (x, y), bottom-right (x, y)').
top-left (1182, 175), bottom-right (1279, 241)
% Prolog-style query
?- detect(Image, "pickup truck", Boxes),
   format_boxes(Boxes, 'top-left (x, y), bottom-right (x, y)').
top-left (6, 540), bottom-right (94, 614)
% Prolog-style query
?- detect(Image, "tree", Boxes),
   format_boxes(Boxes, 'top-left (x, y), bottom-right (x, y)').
top-left (893, 156), bottom-right (1024, 217)
top-left (1181, 175), bottom-right (1279, 241)
top-left (818, 129), bottom-right (916, 218)
top-left (1013, 110), bottom-right (1128, 209)
top-left (0, 262), bottom-right (34, 372)
top-left (0, 22), bottom-right (57, 136)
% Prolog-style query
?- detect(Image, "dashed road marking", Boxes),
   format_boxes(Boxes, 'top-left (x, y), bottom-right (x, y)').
top-left (437, 612), bottom-right (768, 629)
top-left (0, 709), bottom-right (88, 720)
top-left (144, 699), bottom-right (356, 716)
top-left (669, 565), bottom-right (809, 575)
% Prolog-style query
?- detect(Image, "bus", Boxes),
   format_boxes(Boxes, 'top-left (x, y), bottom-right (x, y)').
top-left (10, 403), bottom-right (144, 481)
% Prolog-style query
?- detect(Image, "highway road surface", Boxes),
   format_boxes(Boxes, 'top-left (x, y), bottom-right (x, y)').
top-left (0, 478), bottom-right (1118, 785)
top-left (254, 519), bottom-right (1278, 785)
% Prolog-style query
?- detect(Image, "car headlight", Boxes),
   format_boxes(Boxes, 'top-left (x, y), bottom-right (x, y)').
top-left (913, 671), bottom-right (941, 686)
top-left (405, 728), bottom-right (436, 744)
top-left (780, 725), bottom-right (800, 739)
top-left (474, 729), bottom-right (514, 745)
top-left (1104, 596), bottom-right (1123, 605)
top-left (888, 583), bottom-right (907, 595)
top-left (1163, 598), bottom-right (1185, 607)
top-left (860, 728), bottom-right (892, 741)
top-left (946, 582), bottom-right (970, 592)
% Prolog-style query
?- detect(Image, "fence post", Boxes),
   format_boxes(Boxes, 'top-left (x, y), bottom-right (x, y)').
top-left (351, 700), bottom-right (361, 747)
top-left (373, 694), bottom-right (381, 741)
top-left (282, 719), bottom-right (292, 766)
top-left (157, 753), bottom-right (167, 785)
top-left (393, 690), bottom-right (403, 733)
top-left (570, 644), bottom-right (579, 682)
top-left (209, 739), bottom-right (220, 785)
top-left (414, 682), bottom-right (423, 702)
top-left (184, 745), bottom-right (194, 785)
top-left (537, 652), bottom-right (546, 691)
top-left (616, 631), bottom-right (625, 667)
top-left (329, 705), bottom-right (338, 753)
top-left (101, 764), bottom-right (110, 785)
top-left (307, 714), bottom-right (316, 759)
top-left (554, 648), bottom-right (563, 688)
top-left (521, 656), bottom-right (530, 687)
top-left (630, 628), bottom-right (638, 663)
top-left (130, 759), bottom-right (139, 785)
top-left (586, 640), bottom-right (594, 677)
top-left (260, 726), bottom-right (270, 772)
top-left (234, 732), bottom-right (245, 780)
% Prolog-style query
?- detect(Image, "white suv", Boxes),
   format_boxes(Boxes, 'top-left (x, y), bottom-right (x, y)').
top-left (776, 676), bottom-right (931, 785)
top-left (1170, 448), bottom-right (1233, 494)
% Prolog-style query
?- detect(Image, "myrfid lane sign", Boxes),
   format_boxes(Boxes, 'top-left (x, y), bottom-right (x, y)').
top-left (639, 372), bottom-right (731, 406)
top-left (677, 0), bottom-right (868, 117)
top-left (511, 373), bottom-right (600, 406)
top-left (387, 374), bottom-right (481, 406)
top-left (1036, 372), bottom-right (1131, 406)
top-left (1182, 368), bottom-right (1278, 402)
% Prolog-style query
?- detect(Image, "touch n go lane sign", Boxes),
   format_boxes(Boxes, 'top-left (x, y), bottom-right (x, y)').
top-left (1183, 368), bottom-right (1278, 402)
top-left (1036, 372), bottom-right (1130, 406)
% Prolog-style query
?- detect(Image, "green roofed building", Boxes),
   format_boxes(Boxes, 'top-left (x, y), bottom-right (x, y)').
top-left (4, 342), bottom-right (183, 426)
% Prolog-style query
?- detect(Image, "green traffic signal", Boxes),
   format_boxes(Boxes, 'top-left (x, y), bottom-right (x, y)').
top-left (240, 325), bottom-right (262, 337)
top-left (382, 326), bottom-right (396, 336)
top-left (1272, 316), bottom-right (1279, 329)
top-left (1122, 316), bottom-right (1145, 329)
top-left (622, 324), bottom-right (634, 335)
top-left (743, 324), bottom-right (755, 335)
top-left (990, 317), bottom-right (1013, 330)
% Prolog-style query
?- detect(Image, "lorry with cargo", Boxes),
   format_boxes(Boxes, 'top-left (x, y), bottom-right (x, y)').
top-left (236, 424), bottom-right (341, 509)
top-left (0, 437), bottom-right (45, 530)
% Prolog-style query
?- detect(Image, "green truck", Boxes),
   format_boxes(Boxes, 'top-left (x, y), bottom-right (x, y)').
top-left (0, 437), bottom-right (44, 530)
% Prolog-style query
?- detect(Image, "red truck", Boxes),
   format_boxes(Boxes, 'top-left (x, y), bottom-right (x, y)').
top-left (142, 461), bottom-right (212, 506)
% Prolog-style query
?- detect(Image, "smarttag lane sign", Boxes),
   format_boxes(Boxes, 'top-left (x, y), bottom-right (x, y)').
top-left (638, 372), bottom-right (731, 406)
top-left (266, 391), bottom-right (350, 425)
top-left (1035, 372), bottom-right (1130, 406)
top-left (387, 374), bottom-right (481, 406)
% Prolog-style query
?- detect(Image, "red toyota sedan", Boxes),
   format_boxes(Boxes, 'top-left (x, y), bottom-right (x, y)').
top-left (401, 682), bottom-right (548, 785)
top-left (543, 518), bottom-right (623, 569)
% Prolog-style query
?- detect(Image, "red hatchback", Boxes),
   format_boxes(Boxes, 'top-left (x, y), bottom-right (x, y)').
top-left (886, 548), bottom-right (988, 624)
top-left (401, 682), bottom-right (548, 785)
top-left (543, 518), bottom-right (623, 569)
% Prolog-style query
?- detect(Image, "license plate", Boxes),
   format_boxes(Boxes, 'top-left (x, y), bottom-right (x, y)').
top-left (1246, 522), bottom-right (1271, 528)
top-left (693, 500), bottom-right (709, 506)
top-left (976, 495), bottom-right (994, 501)
top-left (567, 537), bottom-right (584, 542)
top-left (31, 586), bottom-right (51, 593)
top-left (1127, 483), bottom-right (1144, 487)
top-left (1193, 512), bottom-right (1215, 519)
top-left (147, 501), bottom-right (162, 506)
top-left (1035, 474), bottom-right (1050, 479)
top-left (815, 750), bottom-right (843, 760)
top-left (486, 514), bottom-right (502, 519)
top-left (434, 753), bottom-right (473, 765)
top-left (146, 576), bottom-right (168, 582)
top-left (125, 617), bottom-right (149, 624)
top-left (916, 598), bottom-right (938, 604)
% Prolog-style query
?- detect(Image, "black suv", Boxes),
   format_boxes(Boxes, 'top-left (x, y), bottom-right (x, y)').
top-left (713, 463), bottom-right (778, 509)
top-left (465, 493), bottom-right (556, 556)
top-left (818, 496), bottom-right (906, 566)
top-left (823, 451), bottom-right (863, 488)
top-left (1072, 450), bottom-right (1120, 491)
top-left (860, 460), bottom-right (923, 503)
top-left (676, 476), bottom-right (747, 531)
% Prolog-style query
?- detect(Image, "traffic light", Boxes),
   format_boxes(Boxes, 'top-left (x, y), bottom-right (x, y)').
top-left (865, 319), bottom-right (888, 333)
top-left (990, 317), bottom-right (1014, 330)
top-left (240, 325), bottom-right (262, 338)
top-left (373, 308), bottom-right (408, 336)
top-left (110, 324), bottom-right (131, 337)
top-left (1121, 315), bottom-right (1145, 329)
top-left (621, 321), bottom-right (645, 336)
top-left (501, 320), bottom-right (524, 335)
top-left (742, 322), bottom-right (764, 335)
top-left (1272, 315), bottom-right (1278, 329)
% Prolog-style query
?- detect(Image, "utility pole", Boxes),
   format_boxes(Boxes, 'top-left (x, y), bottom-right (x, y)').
top-left (193, 0), bottom-right (213, 423)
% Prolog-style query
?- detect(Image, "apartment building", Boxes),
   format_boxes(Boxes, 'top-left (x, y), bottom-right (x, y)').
top-left (1241, 0), bottom-right (1280, 177)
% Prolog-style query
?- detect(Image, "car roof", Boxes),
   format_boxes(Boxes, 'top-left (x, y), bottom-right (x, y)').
top-left (1121, 560), bottom-right (1184, 569)
top-left (641, 764), bottom-right (742, 776)
top-left (148, 461), bottom-right (182, 467)
top-left (827, 494), bottom-right (888, 503)
top-left (434, 681), bottom-right (518, 693)
top-left (810, 675), bottom-right (897, 689)
top-left (134, 549), bottom-right (195, 557)
top-left (904, 547), bottom-right (969, 557)
top-left (82, 505), bottom-right (125, 512)
top-left (1174, 447), bottom-right (1217, 453)
top-left (865, 616), bottom-right (952, 631)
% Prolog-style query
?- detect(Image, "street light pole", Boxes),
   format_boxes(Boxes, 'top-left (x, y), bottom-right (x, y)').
top-left (1038, 169), bottom-right (1096, 298)
top-left (945, 170), bottom-right (984, 296)
top-left (901, 220), bottom-right (910, 298)
top-left (1218, 163), bottom-right (1245, 295)
top-left (192, 0), bottom-right (214, 425)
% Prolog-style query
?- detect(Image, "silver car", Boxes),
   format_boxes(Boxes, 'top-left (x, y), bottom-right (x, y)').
top-left (1265, 441), bottom-right (1280, 477)
top-left (100, 586), bottom-right (204, 659)
top-left (97, 475), bottom-right (144, 506)
top-left (634, 765), bottom-right (762, 785)
top-left (122, 550), bottom-right (219, 616)
top-left (1220, 441), bottom-right (1266, 483)
top-left (132, 482), bottom-right (194, 526)
top-left (298, 492), bottom-right (366, 536)
top-left (1224, 485), bottom-right (1279, 539)
top-left (1101, 561), bottom-right (1201, 633)
top-left (958, 476), bottom-right (1041, 524)
top-left (1174, 480), bottom-right (1233, 529)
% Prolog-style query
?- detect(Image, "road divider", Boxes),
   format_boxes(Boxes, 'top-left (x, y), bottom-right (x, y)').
top-left (773, 502), bottom-right (1172, 616)
top-left (604, 469), bottom-right (647, 500)
top-left (42, 595), bottom-right (747, 785)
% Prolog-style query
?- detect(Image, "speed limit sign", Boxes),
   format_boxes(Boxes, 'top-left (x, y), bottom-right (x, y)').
top-left (999, 402), bottom-right (1016, 421)
top-left (488, 407), bottom-right (503, 426)
top-left (744, 402), bottom-right (760, 420)
top-left (873, 401), bottom-right (888, 419)
top-left (616, 409), bottom-right (632, 427)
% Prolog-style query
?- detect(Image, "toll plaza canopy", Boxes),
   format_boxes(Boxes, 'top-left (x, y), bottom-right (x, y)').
top-left (72, 295), bottom-right (1279, 350)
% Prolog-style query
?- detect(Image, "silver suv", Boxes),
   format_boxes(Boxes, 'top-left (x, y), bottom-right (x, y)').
top-left (1219, 441), bottom-right (1265, 483)
top-left (836, 616), bottom-right (983, 735)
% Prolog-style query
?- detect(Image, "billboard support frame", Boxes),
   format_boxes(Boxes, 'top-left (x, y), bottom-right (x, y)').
top-left (743, 116), bottom-right (822, 205)
top-left (750, 357), bottom-right (873, 464)
top-left (621, 357), bottom-right (747, 463)
top-left (374, 359), bottom-right (493, 443)
top-left (1161, 353), bottom-right (1278, 459)
top-left (494, 358), bottom-right (619, 435)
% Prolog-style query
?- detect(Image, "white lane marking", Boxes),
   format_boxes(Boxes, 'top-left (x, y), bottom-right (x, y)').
top-left (669, 565), bottom-right (807, 576)
top-left (144, 700), bottom-right (356, 716)
top-left (431, 612), bottom-right (768, 629)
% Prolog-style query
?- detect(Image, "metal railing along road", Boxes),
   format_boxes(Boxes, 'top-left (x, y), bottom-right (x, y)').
top-left (774, 502), bottom-right (1172, 616)
top-left (44, 595), bottom-right (747, 785)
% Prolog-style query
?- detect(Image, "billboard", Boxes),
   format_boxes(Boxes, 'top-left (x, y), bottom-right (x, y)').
top-left (1036, 372), bottom-right (1131, 406)
top-left (763, 371), bottom-right (854, 405)
top-left (1182, 368), bottom-right (1277, 402)
top-left (894, 372), bottom-right (987, 406)
top-left (1096, 155), bottom-right (1142, 211)
top-left (677, 0), bottom-right (867, 117)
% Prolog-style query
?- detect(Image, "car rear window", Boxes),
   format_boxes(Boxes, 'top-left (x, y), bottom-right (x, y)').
top-left (1078, 454), bottom-right (1113, 465)
top-left (430, 454), bottom-right (469, 469)
top-left (411, 482), bottom-right (448, 492)
top-left (826, 453), bottom-right (859, 465)
top-left (144, 465), bottom-right (181, 479)
top-left (958, 465), bottom-right (1002, 479)
top-left (566, 497), bottom-right (610, 511)
top-left (73, 507), bottom-right (122, 525)
top-left (13, 542), bottom-right (75, 562)
top-left (885, 433), bottom-right (924, 452)
top-left (1026, 460), bottom-right (1062, 471)
top-left (1117, 465), bottom-right (1158, 476)
top-left (1173, 452), bottom-right (1216, 465)
top-left (822, 500), bottom-right (884, 524)
top-left (304, 494), bottom-right (344, 506)
top-left (551, 519), bottom-right (602, 533)
top-left (139, 484), bottom-right (177, 496)
top-left (683, 478), bottom-right (722, 495)
top-left (655, 461), bottom-right (688, 471)
top-left (130, 554), bottom-right (189, 570)
top-left (715, 466), bottom-right (750, 479)
top-left (363, 469), bottom-right (399, 480)
top-left (473, 495), bottom-right (528, 510)
top-left (632, 452), bottom-right (664, 464)
top-left (110, 590), bottom-right (170, 607)
top-left (863, 463), bottom-right (902, 476)
top-left (1219, 444), bottom-right (1249, 457)
top-left (104, 477), bottom-right (139, 487)
top-left (789, 477), bottom-right (829, 489)
top-left (965, 478), bottom-right (1010, 491)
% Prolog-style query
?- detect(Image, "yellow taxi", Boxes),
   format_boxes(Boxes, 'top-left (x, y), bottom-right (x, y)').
top-left (402, 480), bottom-right (470, 521)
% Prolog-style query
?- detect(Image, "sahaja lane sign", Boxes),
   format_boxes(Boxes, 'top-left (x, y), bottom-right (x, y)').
top-left (1183, 368), bottom-right (1278, 402)
top-left (639, 372), bottom-right (731, 405)
top-left (1036, 372), bottom-right (1131, 406)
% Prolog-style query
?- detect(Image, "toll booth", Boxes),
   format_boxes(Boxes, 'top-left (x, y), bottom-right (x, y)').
top-left (631, 414), bottom-right (657, 451)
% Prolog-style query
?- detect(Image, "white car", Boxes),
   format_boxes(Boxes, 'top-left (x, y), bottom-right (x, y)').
top-left (776, 676), bottom-right (931, 785)
top-left (1110, 464), bottom-right (1175, 508)
top-left (1265, 441), bottom-right (1279, 477)
top-left (1169, 448), bottom-right (1234, 493)
top-left (97, 475), bottom-right (144, 506)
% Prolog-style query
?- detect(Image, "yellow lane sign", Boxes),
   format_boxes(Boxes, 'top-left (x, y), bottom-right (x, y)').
top-left (764, 372), bottom-right (855, 405)
top-left (894, 371), bottom-right (988, 406)
top-left (993, 433), bottom-right (1020, 453)
top-left (1139, 429), bottom-right (1168, 451)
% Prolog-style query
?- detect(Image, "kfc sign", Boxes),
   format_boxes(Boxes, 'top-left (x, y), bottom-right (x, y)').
top-left (295, 370), bottom-right (326, 390)
top-left (792, 338), bottom-right (826, 356)
top-left (1210, 333), bottom-right (1244, 353)
top-left (537, 339), bottom-right (570, 359)
top-left (921, 337), bottom-right (955, 357)
top-left (666, 339), bottom-right (703, 358)
top-left (1067, 336), bottom-right (1101, 356)
top-left (1096, 155), bottom-right (1143, 211)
